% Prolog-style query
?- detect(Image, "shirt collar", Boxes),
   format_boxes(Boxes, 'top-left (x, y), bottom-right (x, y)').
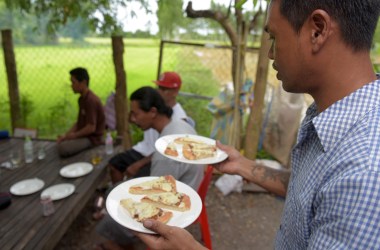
top-left (306, 79), bottom-right (380, 151)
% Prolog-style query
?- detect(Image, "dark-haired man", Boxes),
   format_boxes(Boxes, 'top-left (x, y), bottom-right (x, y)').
top-left (107, 72), bottom-right (189, 183)
top-left (57, 67), bottom-right (105, 157)
top-left (135, 0), bottom-right (380, 249)
top-left (95, 86), bottom-right (204, 249)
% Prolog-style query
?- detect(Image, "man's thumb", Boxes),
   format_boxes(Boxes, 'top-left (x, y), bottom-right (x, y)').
top-left (143, 219), bottom-right (166, 234)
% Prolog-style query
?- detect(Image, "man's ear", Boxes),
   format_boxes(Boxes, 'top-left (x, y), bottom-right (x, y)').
top-left (309, 9), bottom-right (331, 53)
top-left (150, 107), bottom-right (158, 118)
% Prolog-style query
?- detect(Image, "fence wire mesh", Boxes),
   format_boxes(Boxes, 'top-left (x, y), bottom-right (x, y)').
top-left (1, 37), bottom-right (277, 140)
top-left (1, 42), bottom-right (116, 139)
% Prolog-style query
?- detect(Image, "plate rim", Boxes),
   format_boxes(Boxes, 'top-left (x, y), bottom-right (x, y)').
top-left (155, 133), bottom-right (228, 165)
top-left (59, 162), bottom-right (94, 178)
top-left (106, 176), bottom-right (202, 234)
top-left (10, 178), bottom-right (45, 196)
top-left (40, 183), bottom-right (76, 201)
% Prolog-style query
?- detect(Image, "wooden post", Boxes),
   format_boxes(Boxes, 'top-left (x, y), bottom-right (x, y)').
top-left (2, 29), bottom-right (22, 130)
top-left (157, 40), bottom-right (165, 79)
top-left (111, 36), bottom-right (132, 149)
top-left (244, 12), bottom-right (271, 160)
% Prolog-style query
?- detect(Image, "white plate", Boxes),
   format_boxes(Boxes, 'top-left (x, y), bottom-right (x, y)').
top-left (59, 162), bottom-right (93, 178)
top-left (155, 134), bottom-right (228, 165)
top-left (10, 178), bottom-right (45, 196)
top-left (106, 177), bottom-right (202, 234)
top-left (40, 183), bottom-right (75, 201)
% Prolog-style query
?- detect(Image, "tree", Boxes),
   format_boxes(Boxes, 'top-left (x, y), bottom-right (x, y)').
top-left (157, 0), bottom-right (184, 39)
top-left (3, 0), bottom-right (149, 36)
top-left (185, 0), bottom-right (270, 160)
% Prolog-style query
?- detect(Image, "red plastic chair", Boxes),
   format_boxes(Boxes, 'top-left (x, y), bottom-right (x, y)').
top-left (194, 165), bottom-right (214, 249)
top-left (146, 166), bottom-right (214, 250)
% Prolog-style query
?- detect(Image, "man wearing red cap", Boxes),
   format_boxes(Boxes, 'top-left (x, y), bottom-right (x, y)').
top-left (107, 72), bottom-right (189, 184)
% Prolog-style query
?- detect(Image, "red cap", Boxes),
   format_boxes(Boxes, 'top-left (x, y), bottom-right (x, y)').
top-left (153, 72), bottom-right (182, 89)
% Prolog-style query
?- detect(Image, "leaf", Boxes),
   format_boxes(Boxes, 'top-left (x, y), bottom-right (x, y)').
top-left (235, 0), bottom-right (248, 9)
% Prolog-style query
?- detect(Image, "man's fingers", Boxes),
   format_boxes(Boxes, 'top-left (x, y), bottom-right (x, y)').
top-left (216, 140), bottom-right (232, 152)
top-left (143, 219), bottom-right (167, 235)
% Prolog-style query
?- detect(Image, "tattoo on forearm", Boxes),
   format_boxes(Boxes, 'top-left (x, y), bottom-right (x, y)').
top-left (252, 165), bottom-right (288, 190)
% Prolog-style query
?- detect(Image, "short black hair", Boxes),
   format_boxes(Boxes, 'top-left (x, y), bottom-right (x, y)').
top-left (130, 86), bottom-right (173, 118)
top-left (70, 67), bottom-right (90, 86)
top-left (277, 0), bottom-right (380, 51)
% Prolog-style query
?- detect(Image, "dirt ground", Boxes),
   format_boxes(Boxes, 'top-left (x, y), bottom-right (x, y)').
top-left (55, 174), bottom-right (284, 250)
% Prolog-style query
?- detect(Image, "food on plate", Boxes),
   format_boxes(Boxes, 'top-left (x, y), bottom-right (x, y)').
top-left (141, 192), bottom-right (191, 212)
top-left (129, 175), bottom-right (177, 194)
top-left (164, 142), bottom-right (179, 157)
top-left (174, 136), bottom-right (205, 145)
top-left (120, 198), bottom-right (173, 223)
top-left (182, 142), bottom-right (217, 160)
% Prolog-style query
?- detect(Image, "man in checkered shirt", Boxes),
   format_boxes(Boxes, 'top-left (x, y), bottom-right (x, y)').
top-left (132, 0), bottom-right (380, 249)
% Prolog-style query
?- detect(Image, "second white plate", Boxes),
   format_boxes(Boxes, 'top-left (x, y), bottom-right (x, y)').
top-left (40, 183), bottom-right (75, 200)
top-left (60, 162), bottom-right (93, 178)
top-left (155, 134), bottom-right (228, 165)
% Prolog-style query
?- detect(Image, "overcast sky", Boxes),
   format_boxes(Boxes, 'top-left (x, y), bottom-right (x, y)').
top-left (119, 0), bottom-right (257, 33)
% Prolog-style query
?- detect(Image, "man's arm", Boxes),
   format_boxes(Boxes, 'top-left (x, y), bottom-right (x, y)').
top-left (125, 155), bottom-right (152, 178)
top-left (57, 123), bottom-right (78, 143)
top-left (65, 123), bottom-right (96, 139)
top-left (214, 141), bottom-right (290, 197)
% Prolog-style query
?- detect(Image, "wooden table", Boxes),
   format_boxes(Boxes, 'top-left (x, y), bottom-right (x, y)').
top-left (0, 138), bottom-right (117, 249)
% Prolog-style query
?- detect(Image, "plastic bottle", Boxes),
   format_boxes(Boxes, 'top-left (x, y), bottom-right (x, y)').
top-left (105, 132), bottom-right (114, 155)
top-left (24, 136), bottom-right (34, 163)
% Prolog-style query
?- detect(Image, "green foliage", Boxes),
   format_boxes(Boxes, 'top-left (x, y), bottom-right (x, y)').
top-left (3, 0), bottom-right (149, 36)
top-left (17, 94), bottom-right (34, 127)
top-left (0, 94), bottom-right (11, 131)
top-left (47, 93), bottom-right (74, 136)
top-left (157, 0), bottom-right (184, 39)
top-left (256, 149), bottom-right (275, 160)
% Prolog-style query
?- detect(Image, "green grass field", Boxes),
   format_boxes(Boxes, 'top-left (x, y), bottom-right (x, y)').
top-left (0, 38), bottom-right (220, 140)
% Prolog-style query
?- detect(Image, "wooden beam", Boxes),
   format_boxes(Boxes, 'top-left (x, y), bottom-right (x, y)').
top-left (1, 29), bottom-right (22, 130)
top-left (244, 11), bottom-right (271, 160)
top-left (111, 36), bottom-right (131, 149)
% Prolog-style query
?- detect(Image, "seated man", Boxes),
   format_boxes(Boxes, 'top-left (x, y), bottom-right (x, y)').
top-left (57, 67), bottom-right (105, 157)
top-left (95, 86), bottom-right (204, 249)
top-left (108, 72), bottom-right (188, 183)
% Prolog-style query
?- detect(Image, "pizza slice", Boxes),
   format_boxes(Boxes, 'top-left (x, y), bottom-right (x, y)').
top-left (182, 143), bottom-right (217, 160)
top-left (129, 175), bottom-right (177, 194)
top-left (120, 198), bottom-right (173, 223)
top-left (164, 142), bottom-right (179, 157)
top-left (174, 136), bottom-right (205, 145)
top-left (141, 192), bottom-right (191, 212)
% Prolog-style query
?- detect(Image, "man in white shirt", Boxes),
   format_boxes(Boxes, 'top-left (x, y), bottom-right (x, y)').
top-left (108, 72), bottom-right (190, 184)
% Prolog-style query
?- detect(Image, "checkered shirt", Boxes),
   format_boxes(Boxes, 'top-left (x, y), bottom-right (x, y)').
top-left (275, 79), bottom-right (380, 249)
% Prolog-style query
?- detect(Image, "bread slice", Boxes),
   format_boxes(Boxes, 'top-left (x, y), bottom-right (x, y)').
top-left (120, 198), bottom-right (173, 223)
top-left (129, 175), bottom-right (177, 195)
top-left (174, 136), bottom-right (205, 145)
top-left (141, 192), bottom-right (191, 212)
top-left (182, 143), bottom-right (217, 160)
top-left (164, 142), bottom-right (179, 157)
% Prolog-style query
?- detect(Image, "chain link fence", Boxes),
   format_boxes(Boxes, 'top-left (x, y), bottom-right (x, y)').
top-left (1, 38), bottom-right (116, 139)
top-left (1, 36), bottom-right (278, 140)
